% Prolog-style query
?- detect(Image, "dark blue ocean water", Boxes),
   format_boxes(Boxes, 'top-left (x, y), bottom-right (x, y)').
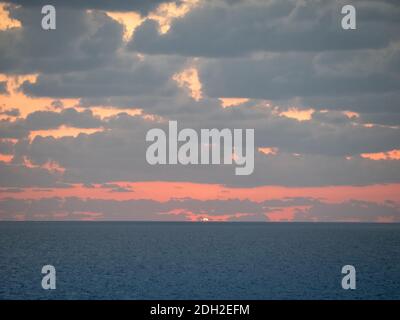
top-left (0, 222), bottom-right (399, 300)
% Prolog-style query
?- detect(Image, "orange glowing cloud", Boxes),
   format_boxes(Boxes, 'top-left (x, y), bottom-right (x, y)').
top-left (0, 154), bottom-right (13, 163)
top-left (1, 181), bottom-right (399, 207)
top-left (343, 111), bottom-right (360, 119)
top-left (258, 147), bottom-right (278, 156)
top-left (219, 97), bottom-right (250, 108)
top-left (0, 3), bottom-right (21, 30)
top-left (106, 0), bottom-right (199, 39)
top-left (173, 67), bottom-right (203, 101)
top-left (0, 74), bottom-right (79, 117)
top-left (77, 106), bottom-right (142, 119)
top-left (29, 125), bottom-right (104, 140)
top-left (280, 107), bottom-right (314, 121)
top-left (106, 11), bottom-right (143, 41)
top-left (148, 0), bottom-right (199, 34)
top-left (360, 149), bottom-right (400, 161)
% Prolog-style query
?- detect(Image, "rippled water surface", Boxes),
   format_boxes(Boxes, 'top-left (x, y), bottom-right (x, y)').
top-left (0, 222), bottom-right (399, 299)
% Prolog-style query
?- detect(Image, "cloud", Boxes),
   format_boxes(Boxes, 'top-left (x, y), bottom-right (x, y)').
top-left (18, 116), bottom-right (399, 187)
top-left (6, 1), bottom-right (400, 128)
top-left (0, 108), bottom-right (20, 117)
top-left (0, 119), bottom-right (29, 138)
top-left (1, 196), bottom-right (398, 222)
top-left (0, 80), bottom-right (7, 93)
top-left (20, 55), bottom-right (182, 98)
top-left (0, 107), bottom-right (104, 138)
top-left (0, 138), bottom-right (14, 154)
top-left (130, 0), bottom-right (400, 56)
top-left (24, 108), bottom-right (102, 130)
top-left (100, 183), bottom-right (134, 193)
top-left (198, 48), bottom-right (400, 104)
top-left (2, 0), bottom-right (176, 15)
top-left (0, 99), bottom-right (398, 188)
top-left (294, 199), bottom-right (400, 222)
top-left (0, 0), bottom-right (399, 220)
top-left (0, 162), bottom-right (68, 188)
top-left (0, 6), bottom-right (124, 74)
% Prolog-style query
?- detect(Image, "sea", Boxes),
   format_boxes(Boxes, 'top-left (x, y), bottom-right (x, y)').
top-left (0, 222), bottom-right (399, 300)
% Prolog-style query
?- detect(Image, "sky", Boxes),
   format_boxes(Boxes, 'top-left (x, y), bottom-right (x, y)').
top-left (0, 0), bottom-right (399, 222)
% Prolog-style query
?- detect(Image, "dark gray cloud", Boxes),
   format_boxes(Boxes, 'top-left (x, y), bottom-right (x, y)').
top-left (0, 187), bottom-right (23, 193)
top-left (0, 0), bottom-right (399, 193)
top-left (198, 48), bottom-right (400, 105)
top-left (24, 108), bottom-right (102, 130)
top-left (0, 81), bottom-right (7, 94)
top-left (0, 108), bottom-right (20, 117)
top-left (100, 183), bottom-right (134, 193)
top-left (0, 108), bottom-right (104, 138)
top-left (0, 162), bottom-right (68, 188)
top-left (0, 139), bottom-right (14, 154)
top-left (2, 0), bottom-right (175, 15)
top-left (0, 119), bottom-right (29, 139)
top-left (7, 1), bottom-right (399, 127)
top-left (20, 55), bottom-right (182, 98)
top-left (0, 6), bottom-right (124, 74)
top-left (0, 100), bottom-right (398, 188)
top-left (130, 0), bottom-right (400, 56)
top-left (11, 111), bottom-right (397, 187)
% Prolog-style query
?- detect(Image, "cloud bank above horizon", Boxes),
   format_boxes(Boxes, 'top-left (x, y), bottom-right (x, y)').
top-left (0, 0), bottom-right (399, 222)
